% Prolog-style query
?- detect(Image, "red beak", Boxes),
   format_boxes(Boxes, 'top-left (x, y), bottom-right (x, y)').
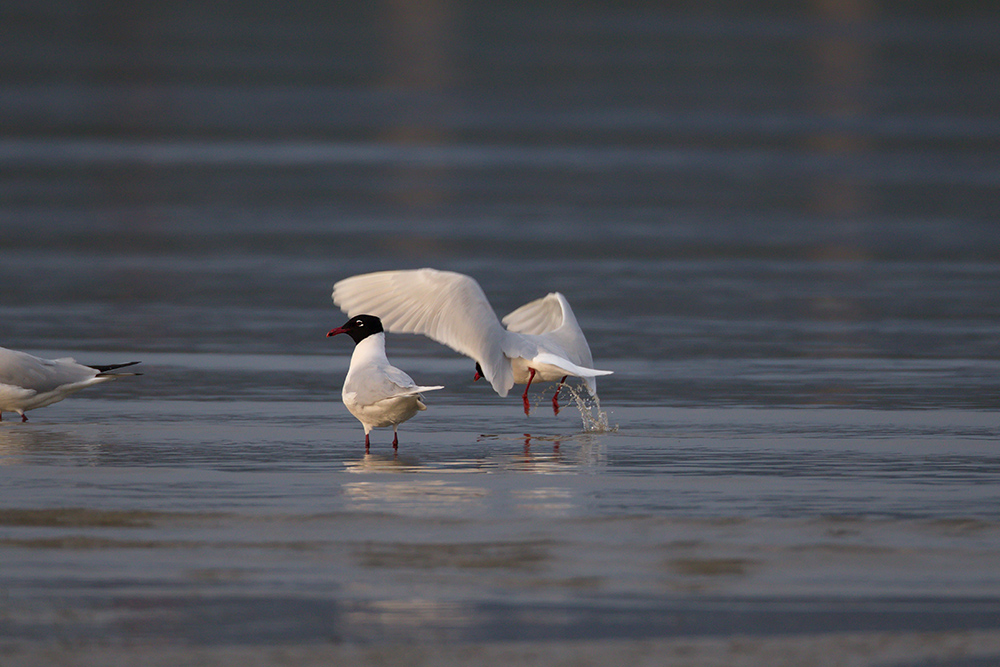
top-left (327, 327), bottom-right (348, 337)
top-left (473, 371), bottom-right (481, 381)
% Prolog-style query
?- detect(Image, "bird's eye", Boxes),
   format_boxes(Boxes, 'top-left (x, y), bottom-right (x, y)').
top-left (355, 320), bottom-right (364, 326)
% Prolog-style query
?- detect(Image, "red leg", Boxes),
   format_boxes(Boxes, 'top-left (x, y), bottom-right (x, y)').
top-left (21, 413), bottom-right (28, 423)
top-left (551, 375), bottom-right (568, 415)
top-left (392, 430), bottom-right (398, 449)
top-left (364, 432), bottom-right (370, 454)
top-left (522, 368), bottom-right (536, 415)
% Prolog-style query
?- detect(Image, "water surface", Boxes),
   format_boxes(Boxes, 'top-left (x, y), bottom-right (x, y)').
top-left (1, 1), bottom-right (999, 664)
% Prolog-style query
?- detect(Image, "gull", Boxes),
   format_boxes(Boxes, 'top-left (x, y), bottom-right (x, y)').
top-left (332, 268), bottom-right (612, 415)
top-left (0, 347), bottom-right (141, 422)
top-left (327, 314), bottom-right (443, 452)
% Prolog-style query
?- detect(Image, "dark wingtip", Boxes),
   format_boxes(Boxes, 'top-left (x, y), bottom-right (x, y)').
top-left (88, 360), bottom-right (141, 373)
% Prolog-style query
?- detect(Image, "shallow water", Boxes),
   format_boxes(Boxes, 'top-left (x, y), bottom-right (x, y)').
top-left (1, 1), bottom-right (999, 663)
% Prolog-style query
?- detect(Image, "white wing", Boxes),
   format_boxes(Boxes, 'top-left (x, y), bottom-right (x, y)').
top-left (333, 269), bottom-right (521, 396)
top-left (382, 364), bottom-right (444, 396)
top-left (0, 347), bottom-right (95, 394)
top-left (501, 292), bottom-right (566, 336)
top-left (502, 292), bottom-right (594, 369)
top-left (333, 269), bottom-right (531, 396)
top-left (503, 292), bottom-right (607, 395)
top-left (532, 353), bottom-right (613, 379)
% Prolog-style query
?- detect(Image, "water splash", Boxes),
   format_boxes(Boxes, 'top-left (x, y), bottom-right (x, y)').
top-left (562, 385), bottom-right (618, 433)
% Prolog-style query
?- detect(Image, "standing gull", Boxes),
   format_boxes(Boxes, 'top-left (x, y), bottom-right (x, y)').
top-left (332, 269), bottom-right (612, 415)
top-left (327, 314), bottom-right (443, 452)
top-left (0, 347), bottom-right (141, 422)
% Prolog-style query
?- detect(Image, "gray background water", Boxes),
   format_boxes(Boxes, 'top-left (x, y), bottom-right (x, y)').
top-left (1, 1), bottom-right (999, 663)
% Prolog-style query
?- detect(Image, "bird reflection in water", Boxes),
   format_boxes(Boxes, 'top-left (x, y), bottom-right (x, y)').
top-left (523, 433), bottom-right (561, 454)
top-left (0, 425), bottom-right (103, 466)
top-left (341, 479), bottom-right (488, 516)
top-left (344, 452), bottom-right (422, 472)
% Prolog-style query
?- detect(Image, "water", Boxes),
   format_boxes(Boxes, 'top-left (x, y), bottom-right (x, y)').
top-left (1, 1), bottom-right (999, 664)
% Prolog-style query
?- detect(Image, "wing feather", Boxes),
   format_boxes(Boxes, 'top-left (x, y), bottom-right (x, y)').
top-left (333, 269), bottom-right (516, 396)
top-left (502, 293), bottom-right (611, 396)
top-left (0, 348), bottom-right (96, 394)
top-left (503, 292), bottom-right (594, 370)
top-left (502, 293), bottom-right (565, 336)
top-left (381, 364), bottom-right (443, 395)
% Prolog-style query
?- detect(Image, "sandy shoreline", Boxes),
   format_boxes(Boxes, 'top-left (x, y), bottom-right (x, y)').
top-left (4, 630), bottom-right (1000, 667)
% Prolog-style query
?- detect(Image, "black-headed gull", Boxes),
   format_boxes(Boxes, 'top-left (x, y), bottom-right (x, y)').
top-left (332, 269), bottom-right (612, 415)
top-left (0, 347), bottom-right (141, 422)
top-left (327, 314), bottom-right (443, 452)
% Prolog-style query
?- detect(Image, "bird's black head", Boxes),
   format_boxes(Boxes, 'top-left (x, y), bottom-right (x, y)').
top-left (474, 361), bottom-right (483, 382)
top-left (327, 314), bottom-right (384, 344)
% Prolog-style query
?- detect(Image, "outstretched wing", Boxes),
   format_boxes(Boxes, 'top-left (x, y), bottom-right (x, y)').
top-left (502, 292), bottom-right (612, 396)
top-left (333, 269), bottom-right (516, 396)
top-left (501, 292), bottom-right (566, 336)
top-left (502, 292), bottom-right (595, 370)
